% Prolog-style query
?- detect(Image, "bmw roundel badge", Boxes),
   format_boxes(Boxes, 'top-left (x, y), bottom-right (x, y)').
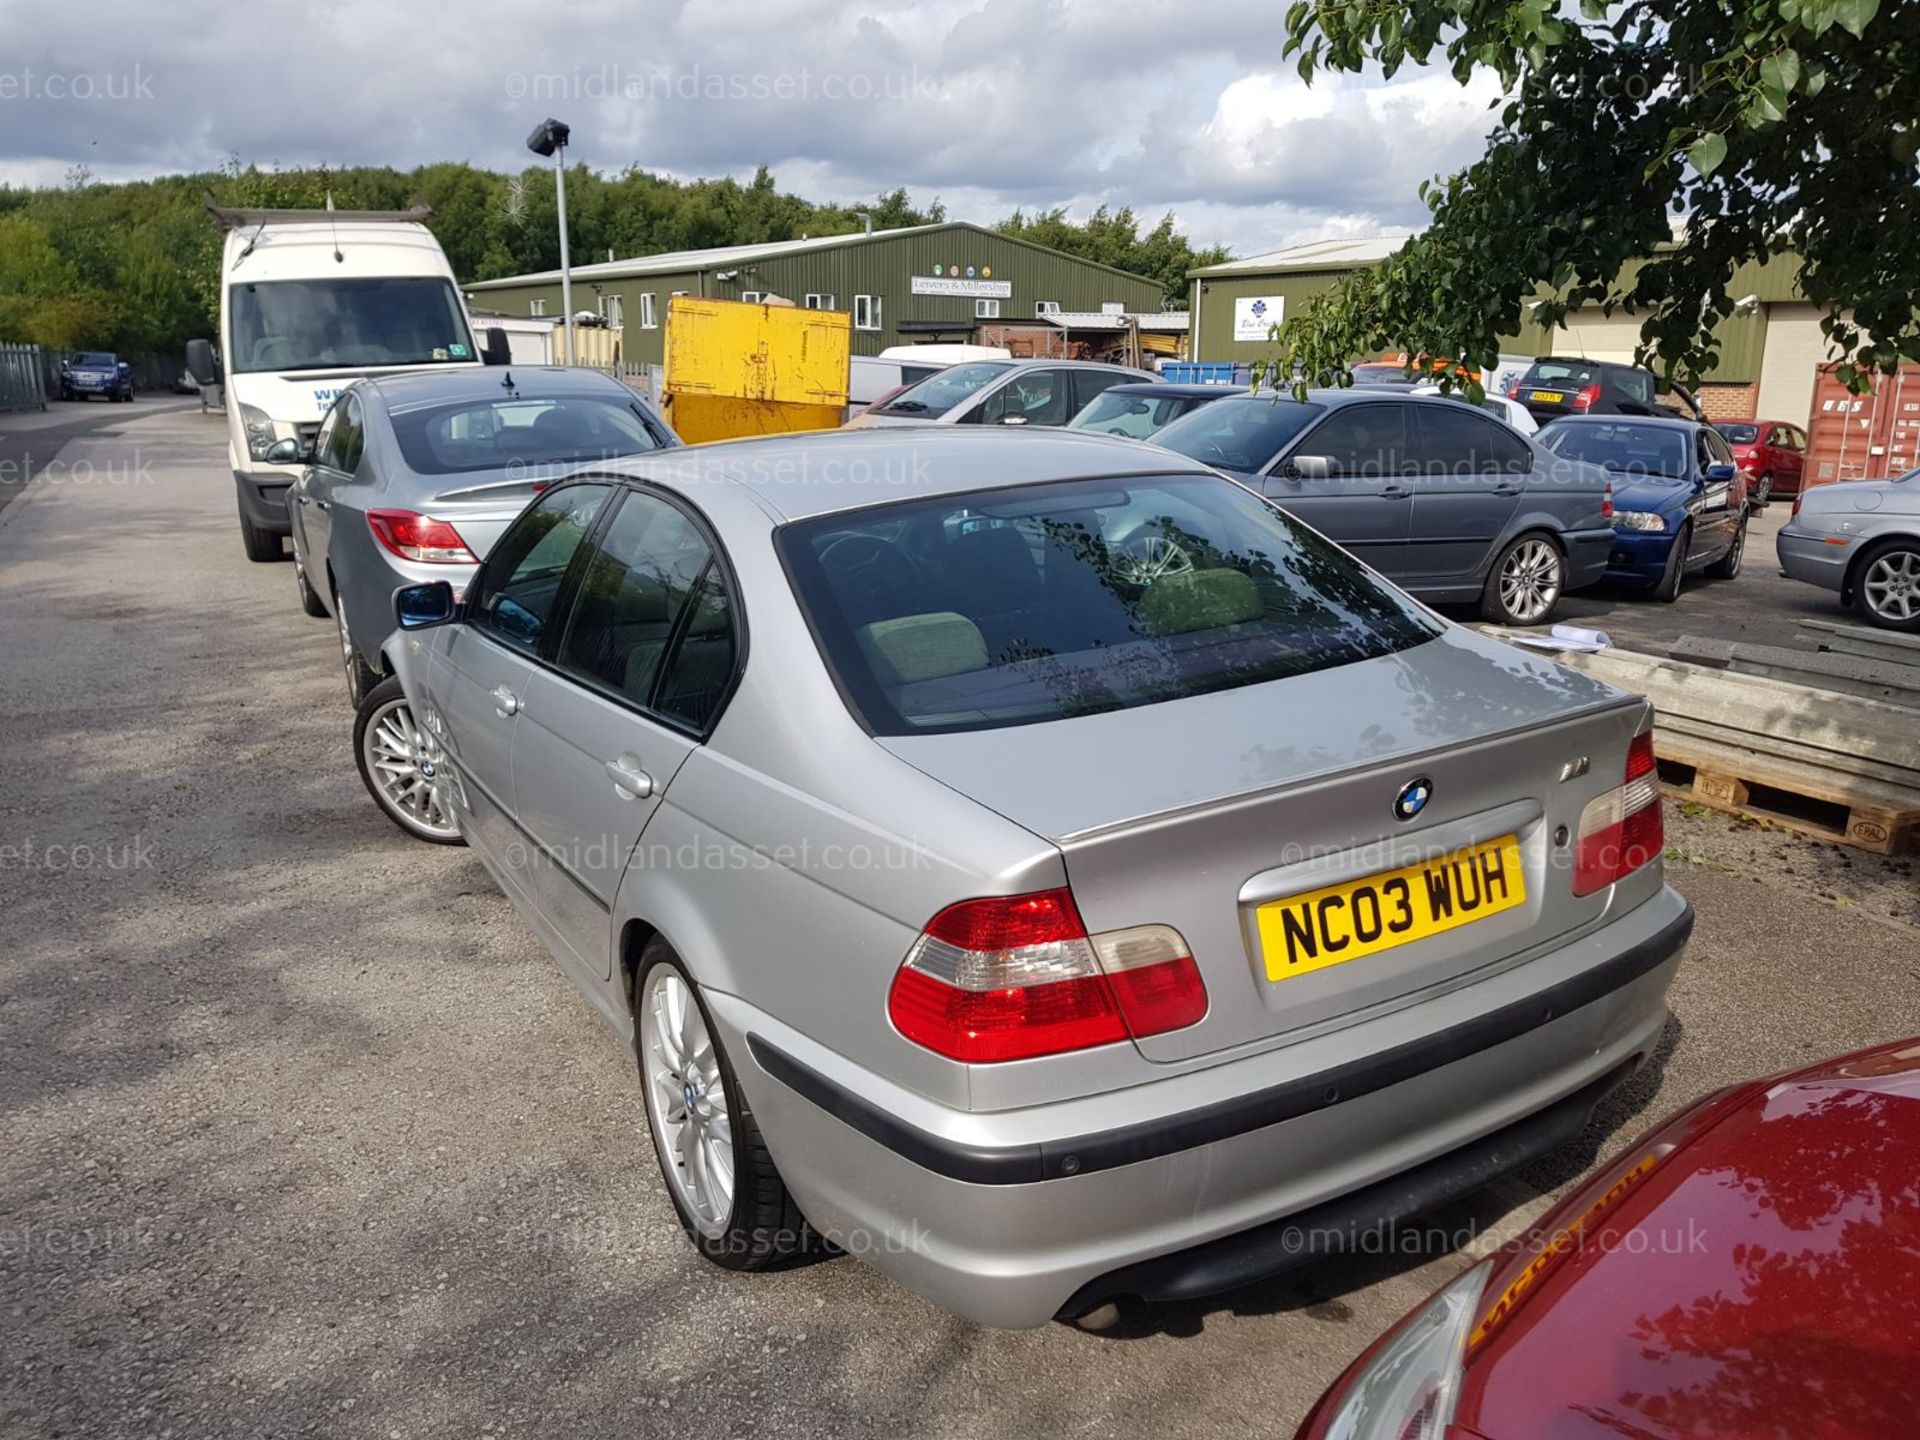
top-left (1394, 777), bottom-right (1433, 822)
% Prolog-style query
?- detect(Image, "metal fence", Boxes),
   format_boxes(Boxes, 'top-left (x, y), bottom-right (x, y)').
top-left (0, 342), bottom-right (47, 413)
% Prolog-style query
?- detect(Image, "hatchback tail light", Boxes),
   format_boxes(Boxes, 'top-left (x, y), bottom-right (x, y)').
top-left (1571, 383), bottom-right (1603, 412)
top-left (887, 888), bottom-right (1207, 1062)
top-left (1572, 732), bottom-right (1663, 896)
top-left (366, 509), bottom-right (477, 564)
top-left (1601, 479), bottom-right (1614, 520)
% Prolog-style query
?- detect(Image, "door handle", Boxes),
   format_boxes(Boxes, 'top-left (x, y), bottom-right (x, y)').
top-left (314, 499), bottom-right (330, 510)
top-left (1380, 484), bottom-right (1411, 499)
top-left (605, 754), bottom-right (654, 800)
top-left (490, 685), bottom-right (519, 718)
top-left (1491, 482), bottom-right (1523, 496)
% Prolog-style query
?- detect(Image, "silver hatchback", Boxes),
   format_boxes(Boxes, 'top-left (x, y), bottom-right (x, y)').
top-left (359, 428), bottom-right (1690, 1327)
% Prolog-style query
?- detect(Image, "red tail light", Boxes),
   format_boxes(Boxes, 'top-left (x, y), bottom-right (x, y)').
top-left (1792, 491), bottom-right (1805, 518)
top-left (1602, 479), bottom-right (1614, 520)
top-left (1571, 383), bottom-right (1603, 412)
top-left (366, 509), bottom-right (477, 564)
top-left (1572, 733), bottom-right (1663, 896)
top-left (888, 888), bottom-right (1207, 1063)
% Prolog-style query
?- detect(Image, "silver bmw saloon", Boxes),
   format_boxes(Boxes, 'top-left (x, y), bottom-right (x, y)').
top-left (358, 427), bottom-right (1690, 1328)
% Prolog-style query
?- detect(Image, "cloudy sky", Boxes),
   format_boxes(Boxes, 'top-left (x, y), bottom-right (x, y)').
top-left (0, 0), bottom-right (1506, 256)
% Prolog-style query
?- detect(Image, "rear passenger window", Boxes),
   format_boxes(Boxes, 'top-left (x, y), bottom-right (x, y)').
top-left (1408, 404), bottom-right (1532, 474)
top-left (556, 493), bottom-right (714, 709)
top-left (1300, 404), bottom-right (1410, 478)
top-left (467, 484), bottom-right (613, 653)
top-left (654, 568), bottom-right (738, 731)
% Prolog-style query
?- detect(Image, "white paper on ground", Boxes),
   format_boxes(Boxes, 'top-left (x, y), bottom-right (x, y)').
top-left (1504, 623), bottom-right (1613, 653)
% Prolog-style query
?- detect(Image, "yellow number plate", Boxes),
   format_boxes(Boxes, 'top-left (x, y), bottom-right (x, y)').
top-left (1256, 835), bottom-right (1525, 982)
top-left (1530, 389), bottom-right (1565, 403)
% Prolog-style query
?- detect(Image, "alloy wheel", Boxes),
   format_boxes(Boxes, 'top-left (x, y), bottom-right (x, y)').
top-left (639, 967), bottom-right (733, 1238)
top-left (360, 695), bottom-right (459, 840)
top-left (1498, 538), bottom-right (1563, 624)
top-left (1863, 549), bottom-right (1920, 623)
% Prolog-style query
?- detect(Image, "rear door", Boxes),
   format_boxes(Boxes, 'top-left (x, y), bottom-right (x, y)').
top-left (428, 483), bottom-right (614, 875)
top-left (1072, 368), bottom-right (1134, 415)
top-left (510, 488), bottom-right (736, 980)
top-left (1400, 402), bottom-right (1530, 583)
top-left (1262, 401), bottom-right (1416, 579)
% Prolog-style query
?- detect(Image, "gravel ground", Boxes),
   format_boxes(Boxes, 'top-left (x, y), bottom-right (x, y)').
top-left (2, 409), bottom-right (1915, 1439)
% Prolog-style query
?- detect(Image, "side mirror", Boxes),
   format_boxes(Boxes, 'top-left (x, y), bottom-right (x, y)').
top-left (185, 338), bottom-right (221, 386)
top-left (394, 581), bottom-right (457, 631)
top-left (480, 327), bottom-right (513, 366)
top-left (1286, 453), bottom-right (1335, 480)
top-left (264, 438), bottom-right (309, 465)
top-left (1704, 461), bottom-right (1737, 484)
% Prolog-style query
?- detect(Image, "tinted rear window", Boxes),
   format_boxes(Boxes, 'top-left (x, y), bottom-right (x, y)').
top-left (1151, 396), bottom-right (1325, 473)
top-left (1524, 360), bottom-right (1597, 388)
top-left (387, 395), bottom-right (664, 475)
top-left (1714, 422), bottom-right (1760, 444)
top-left (779, 473), bottom-right (1440, 735)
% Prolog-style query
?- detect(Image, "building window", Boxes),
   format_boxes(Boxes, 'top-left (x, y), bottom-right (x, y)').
top-left (804, 293), bottom-right (836, 310)
top-left (597, 293), bottom-right (625, 327)
top-left (530, 299), bottom-right (547, 317)
top-left (1035, 300), bottom-right (1060, 316)
top-left (639, 294), bottom-right (657, 329)
top-left (740, 290), bottom-right (764, 304)
top-left (975, 298), bottom-right (1000, 319)
top-left (854, 294), bottom-right (882, 331)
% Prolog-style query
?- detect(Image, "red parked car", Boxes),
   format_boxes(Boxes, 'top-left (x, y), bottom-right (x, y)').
top-left (1714, 419), bottom-right (1808, 503)
top-left (1292, 1037), bottom-right (1920, 1440)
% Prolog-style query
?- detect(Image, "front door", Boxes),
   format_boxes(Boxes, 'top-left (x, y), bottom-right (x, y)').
top-left (427, 483), bottom-right (614, 889)
top-left (1687, 427), bottom-right (1741, 562)
top-left (512, 489), bottom-right (739, 980)
top-left (1263, 401), bottom-right (1416, 579)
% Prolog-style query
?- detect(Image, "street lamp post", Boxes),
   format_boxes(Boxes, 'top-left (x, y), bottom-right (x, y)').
top-left (526, 117), bottom-right (575, 365)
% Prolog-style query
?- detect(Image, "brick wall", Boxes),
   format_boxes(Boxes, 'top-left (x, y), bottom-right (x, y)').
top-left (1692, 382), bottom-right (1759, 420)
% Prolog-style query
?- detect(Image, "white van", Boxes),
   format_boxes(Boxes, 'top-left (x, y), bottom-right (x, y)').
top-left (202, 204), bottom-right (509, 561)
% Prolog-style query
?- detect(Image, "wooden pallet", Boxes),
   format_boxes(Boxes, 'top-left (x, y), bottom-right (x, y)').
top-left (1655, 736), bottom-right (1920, 854)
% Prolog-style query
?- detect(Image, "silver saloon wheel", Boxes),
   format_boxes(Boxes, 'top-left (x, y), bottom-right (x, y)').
top-left (639, 966), bottom-right (734, 1239)
top-left (1860, 545), bottom-right (1920, 629)
top-left (1486, 535), bottom-right (1564, 625)
top-left (356, 684), bottom-right (462, 843)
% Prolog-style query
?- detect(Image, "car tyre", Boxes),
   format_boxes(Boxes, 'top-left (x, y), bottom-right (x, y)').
top-left (238, 501), bottom-right (284, 562)
top-left (1479, 532), bottom-right (1566, 626)
top-left (334, 586), bottom-right (382, 706)
top-left (634, 942), bottom-right (814, 1271)
top-left (1754, 472), bottom-right (1772, 506)
top-left (1853, 538), bottom-right (1920, 633)
top-left (294, 555), bottom-right (329, 618)
top-left (1651, 524), bottom-right (1689, 603)
top-left (1704, 513), bottom-right (1747, 580)
top-left (353, 676), bottom-right (464, 844)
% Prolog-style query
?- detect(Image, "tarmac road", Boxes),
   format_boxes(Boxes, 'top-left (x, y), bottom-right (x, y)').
top-left (2, 408), bottom-right (1915, 1438)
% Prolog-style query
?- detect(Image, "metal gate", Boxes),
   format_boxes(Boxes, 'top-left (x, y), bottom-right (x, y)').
top-left (0, 342), bottom-right (46, 413)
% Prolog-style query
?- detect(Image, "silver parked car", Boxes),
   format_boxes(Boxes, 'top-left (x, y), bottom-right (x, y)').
top-left (843, 359), bottom-right (1155, 429)
top-left (1777, 468), bottom-right (1920, 630)
top-left (357, 428), bottom-right (1690, 1328)
top-left (285, 366), bottom-right (678, 730)
top-left (1149, 390), bottom-right (1614, 624)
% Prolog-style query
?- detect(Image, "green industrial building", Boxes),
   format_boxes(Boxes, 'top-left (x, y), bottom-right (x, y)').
top-left (1187, 238), bottom-right (1826, 425)
top-left (465, 221), bottom-right (1167, 365)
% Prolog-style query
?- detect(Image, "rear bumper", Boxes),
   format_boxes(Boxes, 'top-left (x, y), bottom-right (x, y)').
top-left (1561, 526), bottom-right (1615, 590)
top-left (1776, 526), bottom-right (1851, 593)
top-left (234, 470), bottom-right (293, 535)
top-left (717, 885), bottom-right (1691, 1328)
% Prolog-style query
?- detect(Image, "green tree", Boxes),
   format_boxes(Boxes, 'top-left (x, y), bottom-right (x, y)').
top-left (998, 205), bottom-right (1227, 306)
top-left (1274, 0), bottom-right (1918, 397)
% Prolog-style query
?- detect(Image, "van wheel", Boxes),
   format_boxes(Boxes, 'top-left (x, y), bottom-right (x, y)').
top-left (1651, 525), bottom-right (1689, 603)
top-left (1480, 534), bottom-right (1565, 625)
top-left (239, 503), bottom-right (284, 562)
top-left (634, 942), bottom-right (813, 1270)
top-left (352, 677), bottom-right (463, 844)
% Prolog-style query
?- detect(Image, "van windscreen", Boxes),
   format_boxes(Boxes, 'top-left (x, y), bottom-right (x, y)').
top-left (230, 277), bottom-right (476, 373)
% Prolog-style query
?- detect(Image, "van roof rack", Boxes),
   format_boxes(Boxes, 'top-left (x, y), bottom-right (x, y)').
top-left (203, 195), bottom-right (433, 230)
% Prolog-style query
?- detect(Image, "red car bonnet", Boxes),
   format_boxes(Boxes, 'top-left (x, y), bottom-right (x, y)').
top-left (1456, 1039), bottom-right (1920, 1440)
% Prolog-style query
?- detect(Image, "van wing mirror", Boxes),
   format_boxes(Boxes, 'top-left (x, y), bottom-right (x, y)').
top-left (185, 338), bottom-right (221, 387)
top-left (480, 327), bottom-right (513, 367)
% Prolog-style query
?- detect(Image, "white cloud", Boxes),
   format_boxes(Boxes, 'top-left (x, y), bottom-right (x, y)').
top-left (0, 0), bottom-right (1503, 254)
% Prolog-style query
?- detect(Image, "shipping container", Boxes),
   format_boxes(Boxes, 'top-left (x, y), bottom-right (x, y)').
top-left (1804, 363), bottom-right (1920, 488)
